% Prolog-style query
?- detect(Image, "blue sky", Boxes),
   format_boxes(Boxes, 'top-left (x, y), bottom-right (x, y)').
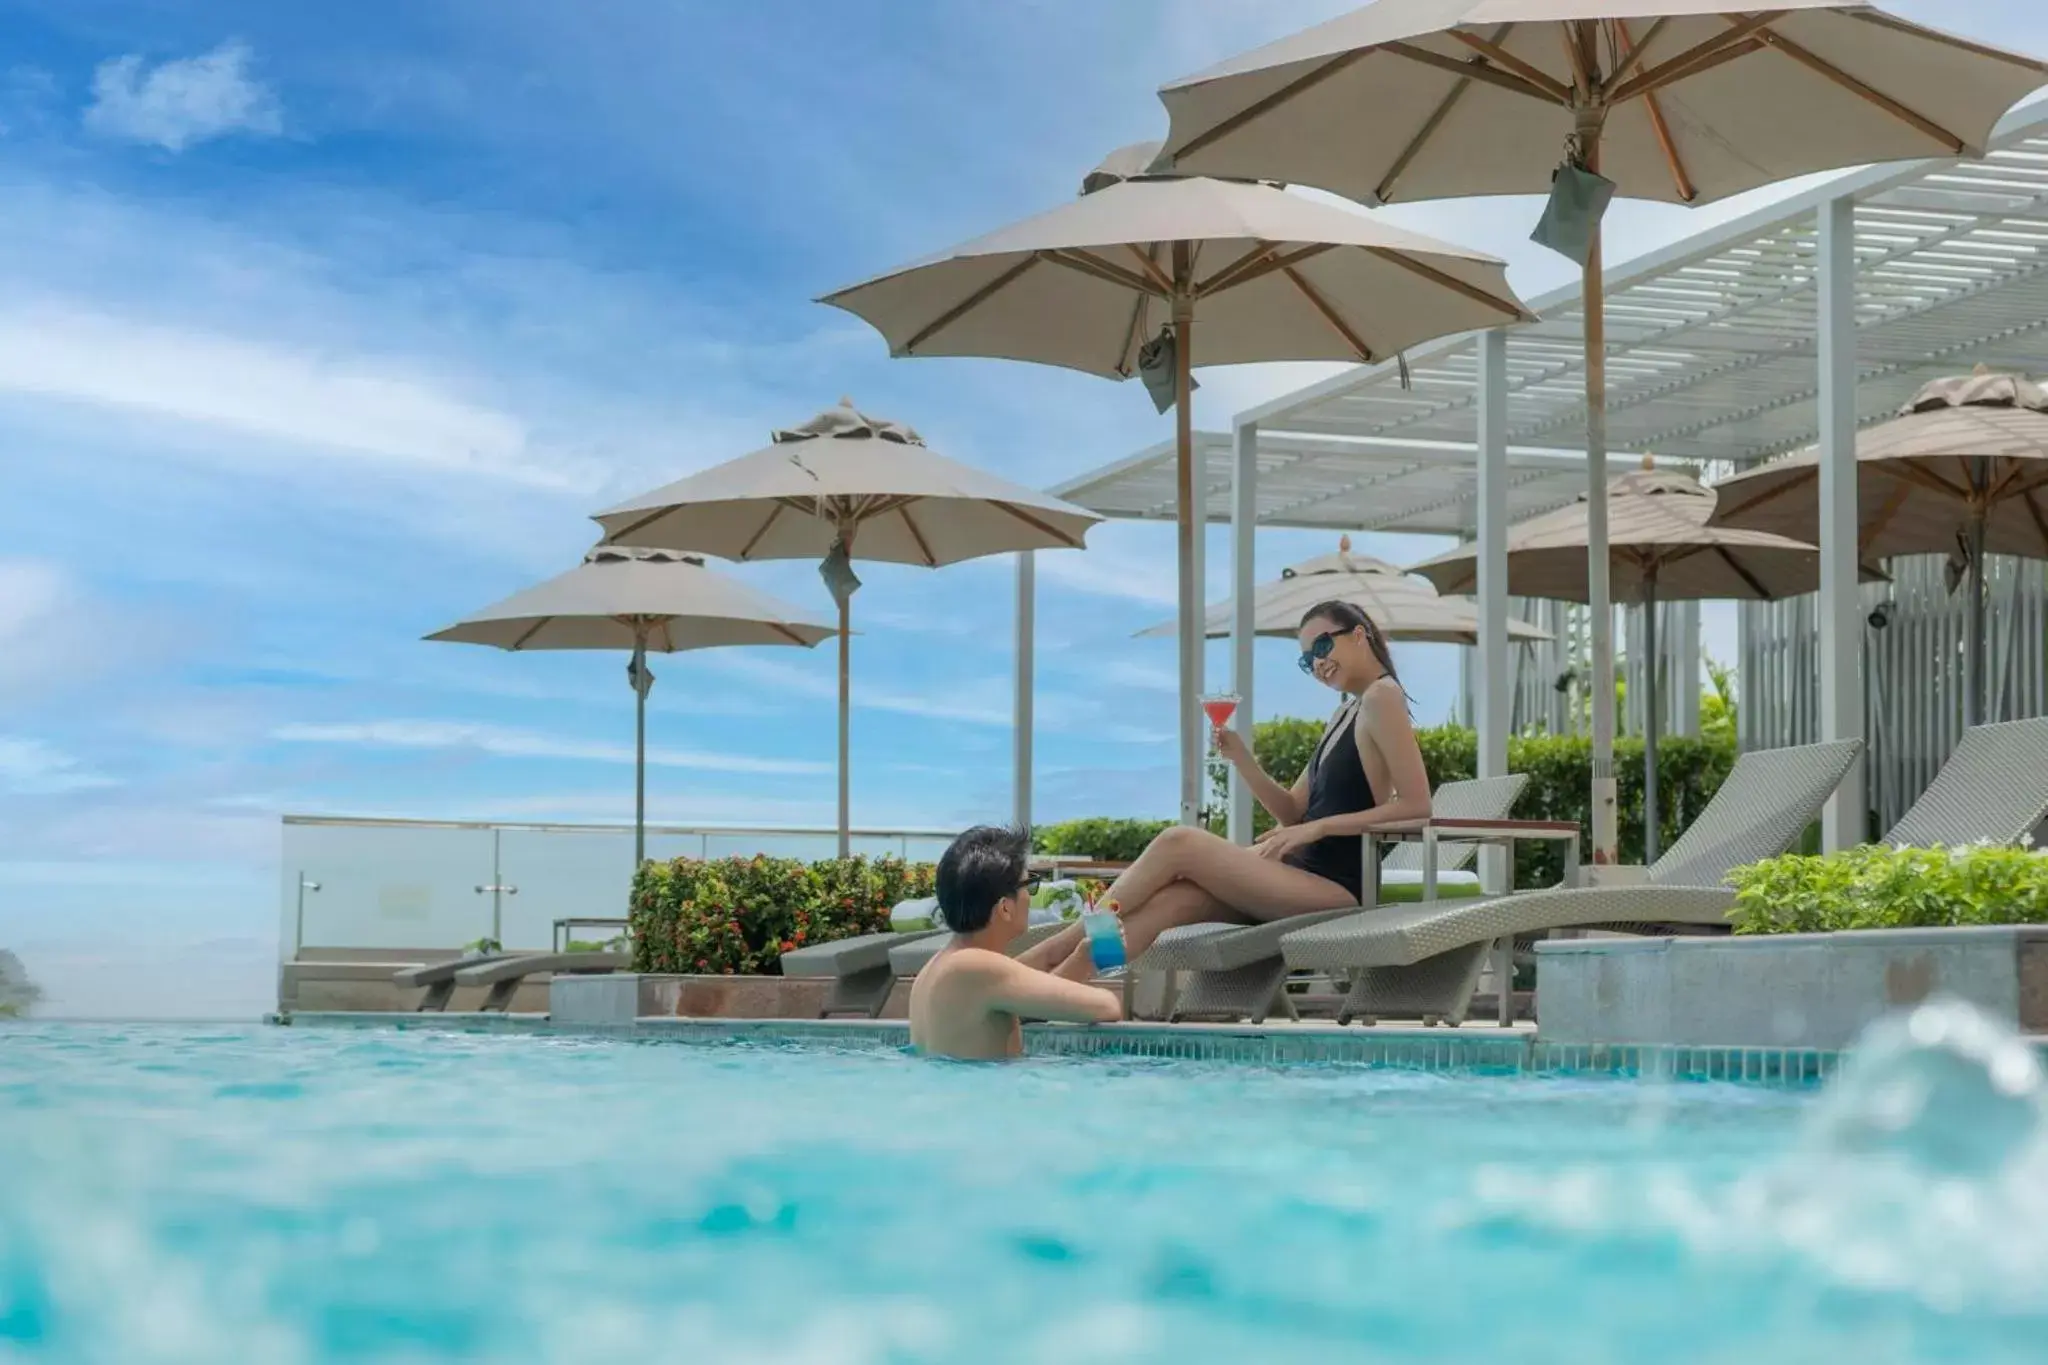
top-left (3, 0), bottom-right (2041, 1016)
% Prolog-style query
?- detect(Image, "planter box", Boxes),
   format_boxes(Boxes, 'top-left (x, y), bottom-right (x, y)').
top-left (1536, 925), bottom-right (2048, 1049)
top-left (551, 973), bottom-right (831, 1024)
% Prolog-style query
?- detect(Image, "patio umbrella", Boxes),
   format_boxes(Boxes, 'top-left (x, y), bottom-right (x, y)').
top-left (591, 399), bottom-right (1102, 856)
top-left (1134, 535), bottom-right (1555, 646)
top-left (1710, 370), bottom-right (2048, 727)
top-left (820, 143), bottom-right (1533, 829)
top-left (1410, 463), bottom-right (1882, 859)
top-left (1151, 0), bottom-right (2048, 864)
top-left (426, 545), bottom-right (835, 866)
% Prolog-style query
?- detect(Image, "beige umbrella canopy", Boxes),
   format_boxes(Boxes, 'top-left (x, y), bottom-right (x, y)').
top-left (822, 142), bottom-right (1533, 829)
top-left (594, 401), bottom-right (1098, 566)
top-left (1153, 0), bottom-right (2048, 863)
top-left (593, 400), bottom-right (1102, 855)
top-left (1136, 537), bottom-right (1555, 646)
top-left (1709, 369), bottom-right (2048, 726)
top-left (1411, 465), bottom-right (1882, 858)
top-left (426, 546), bottom-right (836, 865)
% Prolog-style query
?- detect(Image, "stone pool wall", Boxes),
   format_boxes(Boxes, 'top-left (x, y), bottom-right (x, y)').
top-left (1537, 924), bottom-right (2048, 1049)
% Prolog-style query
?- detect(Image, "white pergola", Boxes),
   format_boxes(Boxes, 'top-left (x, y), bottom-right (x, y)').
top-left (1016, 99), bottom-right (2048, 852)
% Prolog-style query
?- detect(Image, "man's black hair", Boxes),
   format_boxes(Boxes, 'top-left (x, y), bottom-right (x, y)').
top-left (935, 824), bottom-right (1032, 934)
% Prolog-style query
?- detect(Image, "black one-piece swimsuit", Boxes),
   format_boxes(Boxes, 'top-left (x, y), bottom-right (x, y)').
top-left (1282, 698), bottom-right (1378, 902)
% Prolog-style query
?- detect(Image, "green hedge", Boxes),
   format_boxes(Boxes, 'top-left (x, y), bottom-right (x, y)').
top-left (630, 854), bottom-right (935, 975)
top-left (1728, 842), bottom-right (2048, 935)
top-left (1209, 721), bottom-right (1738, 888)
top-left (1032, 817), bottom-right (1170, 863)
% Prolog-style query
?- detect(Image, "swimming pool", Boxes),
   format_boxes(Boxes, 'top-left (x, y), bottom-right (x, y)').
top-left (2, 1006), bottom-right (2045, 1363)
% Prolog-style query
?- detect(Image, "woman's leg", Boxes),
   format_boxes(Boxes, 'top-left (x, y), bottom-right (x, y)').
top-left (1046, 881), bottom-right (1243, 982)
top-left (1112, 826), bottom-right (1358, 924)
top-left (1022, 826), bottom-right (1353, 973)
top-left (1016, 824), bottom-right (1237, 972)
top-left (1015, 921), bottom-right (1084, 973)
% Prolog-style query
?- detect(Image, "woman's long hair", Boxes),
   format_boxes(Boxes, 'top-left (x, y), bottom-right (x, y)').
top-left (1300, 599), bottom-right (1407, 705)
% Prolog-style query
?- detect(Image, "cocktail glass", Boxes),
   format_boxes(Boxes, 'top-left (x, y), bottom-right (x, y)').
top-left (1200, 692), bottom-right (1240, 744)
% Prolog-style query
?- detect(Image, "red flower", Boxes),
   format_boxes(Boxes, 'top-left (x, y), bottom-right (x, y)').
top-left (792, 930), bottom-right (805, 944)
top-left (696, 958), bottom-right (708, 970)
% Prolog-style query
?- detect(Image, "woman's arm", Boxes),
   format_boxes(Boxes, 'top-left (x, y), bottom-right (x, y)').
top-left (1217, 728), bottom-right (1310, 827)
top-left (1295, 681), bottom-right (1433, 839)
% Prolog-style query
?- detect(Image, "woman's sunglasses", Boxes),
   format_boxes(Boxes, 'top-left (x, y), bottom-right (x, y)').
top-left (1298, 628), bottom-right (1348, 673)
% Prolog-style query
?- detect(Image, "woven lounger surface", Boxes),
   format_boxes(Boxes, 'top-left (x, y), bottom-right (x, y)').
top-left (1279, 886), bottom-right (1740, 971)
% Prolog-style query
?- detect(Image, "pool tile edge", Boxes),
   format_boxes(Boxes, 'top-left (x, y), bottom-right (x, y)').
top-left (269, 1012), bottom-right (1915, 1087)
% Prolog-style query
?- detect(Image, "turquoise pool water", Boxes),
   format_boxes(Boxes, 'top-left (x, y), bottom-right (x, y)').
top-left (3, 1008), bottom-right (2046, 1363)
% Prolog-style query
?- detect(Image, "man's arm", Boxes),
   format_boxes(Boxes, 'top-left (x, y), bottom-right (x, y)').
top-left (979, 956), bottom-right (1122, 1024)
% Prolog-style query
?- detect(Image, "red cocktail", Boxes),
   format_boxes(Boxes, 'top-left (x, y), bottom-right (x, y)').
top-left (1200, 693), bottom-right (1239, 733)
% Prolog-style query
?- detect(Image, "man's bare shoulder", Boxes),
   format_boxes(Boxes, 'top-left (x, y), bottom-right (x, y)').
top-left (920, 944), bottom-right (1020, 984)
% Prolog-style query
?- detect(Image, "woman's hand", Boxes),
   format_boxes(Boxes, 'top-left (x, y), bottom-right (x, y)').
top-left (1253, 820), bottom-right (1323, 861)
top-left (1212, 725), bottom-right (1253, 769)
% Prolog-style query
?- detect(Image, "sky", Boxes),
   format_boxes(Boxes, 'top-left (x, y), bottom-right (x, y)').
top-left (3, 0), bottom-right (2043, 1017)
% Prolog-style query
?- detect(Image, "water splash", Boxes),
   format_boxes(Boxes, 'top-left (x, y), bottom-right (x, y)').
top-left (1759, 996), bottom-right (2048, 1312)
top-left (1468, 997), bottom-right (2048, 1320)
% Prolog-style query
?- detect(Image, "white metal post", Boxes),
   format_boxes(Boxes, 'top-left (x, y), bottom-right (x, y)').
top-left (1675, 600), bottom-right (1701, 738)
top-left (1817, 195), bottom-right (1865, 850)
top-left (1013, 551), bottom-right (1035, 833)
top-left (1477, 329), bottom-right (1512, 894)
top-left (1229, 421), bottom-right (1258, 843)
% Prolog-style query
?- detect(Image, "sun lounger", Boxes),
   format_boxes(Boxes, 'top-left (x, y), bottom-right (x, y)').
top-left (453, 950), bottom-right (630, 1013)
top-left (1282, 719), bottom-right (2048, 1029)
top-left (1870, 716), bottom-right (2048, 848)
top-left (780, 928), bottom-right (945, 1019)
top-left (1280, 737), bottom-right (1870, 1026)
top-left (1136, 774), bottom-right (1532, 1024)
top-left (393, 953), bottom-right (520, 1012)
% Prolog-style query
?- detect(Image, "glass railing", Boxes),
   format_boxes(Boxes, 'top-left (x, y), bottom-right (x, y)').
top-left (280, 816), bottom-right (958, 959)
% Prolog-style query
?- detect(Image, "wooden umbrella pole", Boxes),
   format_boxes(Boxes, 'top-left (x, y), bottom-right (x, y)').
top-left (1173, 244), bottom-right (1201, 828)
top-left (632, 622), bottom-right (649, 870)
top-left (838, 521), bottom-right (855, 860)
top-left (1580, 98), bottom-right (1619, 868)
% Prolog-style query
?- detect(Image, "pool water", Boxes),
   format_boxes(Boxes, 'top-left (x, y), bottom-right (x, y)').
top-left (3, 1008), bottom-right (2046, 1364)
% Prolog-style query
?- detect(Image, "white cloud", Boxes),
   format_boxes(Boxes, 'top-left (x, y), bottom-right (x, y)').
top-left (1037, 537), bottom-right (1179, 608)
top-left (271, 719), bottom-right (829, 776)
top-left (712, 654), bottom-right (1016, 727)
top-left (0, 736), bottom-right (118, 795)
top-left (0, 558), bottom-right (189, 704)
top-left (0, 304), bottom-right (584, 490)
top-left (0, 557), bottom-right (66, 641)
top-left (85, 42), bottom-right (282, 152)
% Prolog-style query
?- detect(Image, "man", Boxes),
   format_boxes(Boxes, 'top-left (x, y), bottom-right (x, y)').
top-left (908, 825), bottom-right (1122, 1060)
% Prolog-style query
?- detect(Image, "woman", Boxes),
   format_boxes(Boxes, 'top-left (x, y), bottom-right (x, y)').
top-left (1020, 599), bottom-right (1431, 985)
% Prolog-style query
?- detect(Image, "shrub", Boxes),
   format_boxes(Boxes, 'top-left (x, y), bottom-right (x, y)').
top-left (1728, 841), bottom-right (2048, 935)
top-left (630, 854), bottom-right (936, 976)
top-left (1033, 818), bottom-right (1169, 863)
top-left (1207, 719), bottom-right (1737, 886)
top-left (0, 949), bottom-right (39, 1019)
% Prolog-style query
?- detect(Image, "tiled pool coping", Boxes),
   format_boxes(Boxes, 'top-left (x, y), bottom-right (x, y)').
top-left (271, 1011), bottom-right (1873, 1087)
